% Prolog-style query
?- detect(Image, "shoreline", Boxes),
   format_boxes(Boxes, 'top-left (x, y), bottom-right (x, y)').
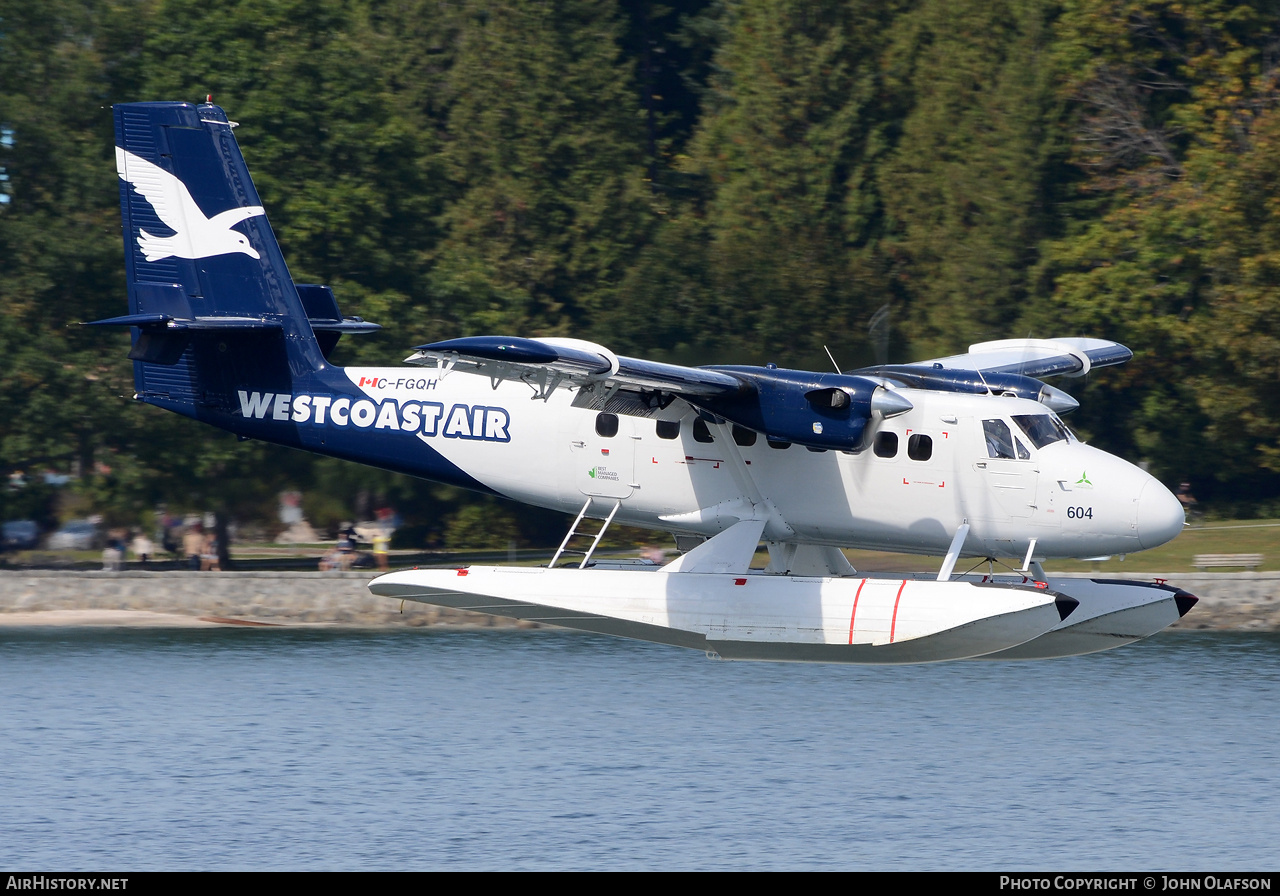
top-left (1, 569), bottom-right (1277, 631)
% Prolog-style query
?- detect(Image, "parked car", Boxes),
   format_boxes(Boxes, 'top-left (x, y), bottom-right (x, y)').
top-left (46, 519), bottom-right (102, 551)
top-left (2, 520), bottom-right (40, 551)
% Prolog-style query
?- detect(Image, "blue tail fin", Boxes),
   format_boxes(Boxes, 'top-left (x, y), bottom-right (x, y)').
top-left (93, 102), bottom-right (376, 417)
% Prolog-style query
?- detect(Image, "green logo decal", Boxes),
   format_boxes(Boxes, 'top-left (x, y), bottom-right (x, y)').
top-left (588, 468), bottom-right (596, 479)
top-left (1076, 471), bottom-right (1092, 486)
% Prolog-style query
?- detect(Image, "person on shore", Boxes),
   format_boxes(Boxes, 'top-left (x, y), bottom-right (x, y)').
top-left (183, 524), bottom-right (204, 571)
top-left (200, 531), bottom-right (221, 571)
top-left (318, 546), bottom-right (344, 571)
top-left (101, 538), bottom-right (124, 571)
top-left (161, 516), bottom-right (180, 559)
top-left (337, 524), bottom-right (357, 571)
top-left (373, 529), bottom-right (390, 571)
top-left (130, 531), bottom-right (154, 566)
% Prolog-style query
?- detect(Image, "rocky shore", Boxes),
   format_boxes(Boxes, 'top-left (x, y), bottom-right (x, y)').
top-left (0, 570), bottom-right (509, 628)
top-left (1, 569), bottom-right (1277, 631)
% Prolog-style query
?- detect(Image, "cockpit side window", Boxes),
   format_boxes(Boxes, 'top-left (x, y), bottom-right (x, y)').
top-left (982, 419), bottom-right (1017, 459)
top-left (1015, 437), bottom-right (1030, 460)
top-left (1013, 414), bottom-right (1068, 449)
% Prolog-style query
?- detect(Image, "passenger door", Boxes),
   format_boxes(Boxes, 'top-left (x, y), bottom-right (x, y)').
top-left (573, 411), bottom-right (637, 499)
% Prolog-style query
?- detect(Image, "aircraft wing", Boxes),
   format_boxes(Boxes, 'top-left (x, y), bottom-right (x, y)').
top-left (405, 335), bottom-right (746, 398)
top-left (898, 337), bottom-right (1132, 379)
top-left (843, 337), bottom-right (1133, 413)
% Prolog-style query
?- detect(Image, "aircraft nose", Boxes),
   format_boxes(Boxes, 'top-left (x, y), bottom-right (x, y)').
top-left (1137, 478), bottom-right (1185, 550)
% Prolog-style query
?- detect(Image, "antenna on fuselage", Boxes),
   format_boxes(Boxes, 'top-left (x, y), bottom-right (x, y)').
top-left (868, 303), bottom-right (890, 367)
top-left (972, 353), bottom-right (995, 397)
top-left (823, 345), bottom-right (842, 374)
top-left (975, 366), bottom-right (994, 396)
top-left (1016, 328), bottom-right (1036, 377)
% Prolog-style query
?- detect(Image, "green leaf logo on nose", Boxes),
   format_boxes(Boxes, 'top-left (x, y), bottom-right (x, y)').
top-left (1077, 471), bottom-right (1092, 486)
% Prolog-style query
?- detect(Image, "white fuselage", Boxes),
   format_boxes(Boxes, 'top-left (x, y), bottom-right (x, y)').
top-left (325, 367), bottom-right (1184, 561)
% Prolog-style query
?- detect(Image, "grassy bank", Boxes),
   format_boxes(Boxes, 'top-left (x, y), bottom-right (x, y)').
top-left (840, 520), bottom-right (1280, 575)
top-left (6, 519), bottom-right (1278, 576)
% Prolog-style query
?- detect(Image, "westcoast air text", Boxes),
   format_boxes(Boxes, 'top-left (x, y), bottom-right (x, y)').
top-left (237, 391), bottom-right (511, 442)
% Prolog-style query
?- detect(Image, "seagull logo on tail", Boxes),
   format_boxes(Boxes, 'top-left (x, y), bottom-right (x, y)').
top-left (115, 147), bottom-right (265, 262)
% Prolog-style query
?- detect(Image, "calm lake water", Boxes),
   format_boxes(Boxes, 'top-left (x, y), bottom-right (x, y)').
top-left (1, 625), bottom-right (1277, 870)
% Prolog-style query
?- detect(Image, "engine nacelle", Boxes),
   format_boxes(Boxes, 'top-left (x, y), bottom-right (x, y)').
top-left (693, 367), bottom-right (890, 451)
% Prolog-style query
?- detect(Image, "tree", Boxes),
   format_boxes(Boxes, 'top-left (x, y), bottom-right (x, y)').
top-left (1032, 0), bottom-right (1280, 505)
top-left (0, 0), bottom-right (152, 514)
top-left (878, 0), bottom-right (1063, 355)
top-left (685, 0), bottom-right (896, 368)
top-left (430, 0), bottom-right (654, 340)
top-left (137, 0), bottom-right (456, 364)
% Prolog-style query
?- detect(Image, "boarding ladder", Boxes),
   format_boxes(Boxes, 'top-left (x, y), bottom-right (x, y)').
top-left (549, 498), bottom-right (621, 569)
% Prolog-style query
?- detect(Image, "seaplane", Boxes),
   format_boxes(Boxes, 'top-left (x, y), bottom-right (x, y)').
top-left (92, 101), bottom-right (1197, 663)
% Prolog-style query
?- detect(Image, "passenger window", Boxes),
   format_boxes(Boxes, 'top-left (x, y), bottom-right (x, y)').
top-left (908, 433), bottom-right (933, 461)
top-left (767, 438), bottom-right (791, 450)
top-left (693, 418), bottom-right (714, 443)
top-left (874, 431), bottom-right (898, 458)
top-left (732, 425), bottom-right (757, 447)
top-left (982, 419), bottom-right (1016, 459)
top-left (595, 413), bottom-right (619, 438)
top-left (656, 420), bottom-right (680, 440)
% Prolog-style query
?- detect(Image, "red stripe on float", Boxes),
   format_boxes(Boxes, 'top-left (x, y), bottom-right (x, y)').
top-left (889, 580), bottom-right (907, 642)
top-left (848, 578), bottom-right (867, 644)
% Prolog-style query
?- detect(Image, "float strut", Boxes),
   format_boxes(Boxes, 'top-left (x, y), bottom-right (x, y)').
top-left (1021, 538), bottom-right (1038, 573)
top-left (937, 522), bottom-right (971, 582)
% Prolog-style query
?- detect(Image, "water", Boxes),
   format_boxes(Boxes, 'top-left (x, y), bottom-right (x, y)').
top-left (1, 625), bottom-right (1277, 870)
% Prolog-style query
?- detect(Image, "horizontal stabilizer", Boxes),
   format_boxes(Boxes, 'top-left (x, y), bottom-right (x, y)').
top-left (84, 314), bottom-right (283, 331)
top-left (306, 319), bottom-right (382, 334)
top-left (85, 312), bottom-right (285, 366)
top-left (296, 284), bottom-right (381, 335)
top-left (88, 283), bottom-right (378, 354)
top-left (83, 313), bottom-right (175, 328)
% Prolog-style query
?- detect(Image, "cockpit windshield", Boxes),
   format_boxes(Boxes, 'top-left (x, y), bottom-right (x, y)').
top-left (1012, 414), bottom-right (1072, 449)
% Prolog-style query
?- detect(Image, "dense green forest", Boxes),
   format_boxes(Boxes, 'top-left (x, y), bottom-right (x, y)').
top-left (3, 0), bottom-right (1280, 546)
